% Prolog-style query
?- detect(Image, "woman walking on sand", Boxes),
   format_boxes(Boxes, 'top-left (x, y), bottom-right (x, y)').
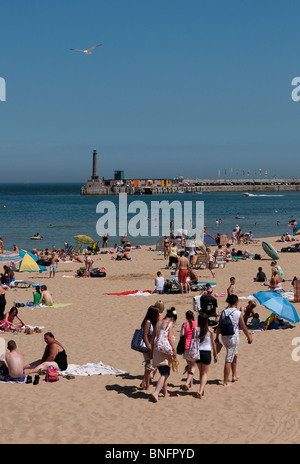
top-left (139, 305), bottom-right (159, 392)
top-left (180, 311), bottom-right (198, 391)
top-left (195, 313), bottom-right (218, 399)
top-left (150, 307), bottom-right (177, 402)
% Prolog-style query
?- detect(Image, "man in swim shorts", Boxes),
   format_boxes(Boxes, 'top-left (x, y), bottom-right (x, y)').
top-left (175, 250), bottom-right (190, 294)
top-left (49, 253), bottom-right (58, 278)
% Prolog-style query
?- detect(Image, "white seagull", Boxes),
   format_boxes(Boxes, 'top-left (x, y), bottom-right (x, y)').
top-left (70, 44), bottom-right (102, 55)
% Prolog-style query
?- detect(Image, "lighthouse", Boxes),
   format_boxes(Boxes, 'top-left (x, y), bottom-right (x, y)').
top-left (92, 149), bottom-right (99, 179)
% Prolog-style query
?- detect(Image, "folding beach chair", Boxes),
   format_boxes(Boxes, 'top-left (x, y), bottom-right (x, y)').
top-left (73, 243), bottom-right (82, 254)
top-left (194, 255), bottom-right (206, 269)
top-left (65, 245), bottom-right (73, 254)
top-left (214, 256), bottom-right (226, 269)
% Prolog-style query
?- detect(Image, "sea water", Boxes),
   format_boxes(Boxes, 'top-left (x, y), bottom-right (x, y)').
top-left (0, 183), bottom-right (299, 250)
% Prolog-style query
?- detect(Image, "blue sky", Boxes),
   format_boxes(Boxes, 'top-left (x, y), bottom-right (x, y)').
top-left (0, 0), bottom-right (300, 182)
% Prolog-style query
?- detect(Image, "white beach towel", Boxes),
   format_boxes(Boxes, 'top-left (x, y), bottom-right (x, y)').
top-left (59, 362), bottom-right (126, 377)
top-left (128, 290), bottom-right (152, 296)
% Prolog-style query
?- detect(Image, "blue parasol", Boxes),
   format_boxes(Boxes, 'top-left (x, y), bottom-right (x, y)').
top-left (253, 291), bottom-right (300, 324)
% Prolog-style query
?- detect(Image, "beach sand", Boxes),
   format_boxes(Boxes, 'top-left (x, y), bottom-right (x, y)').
top-left (0, 236), bottom-right (299, 444)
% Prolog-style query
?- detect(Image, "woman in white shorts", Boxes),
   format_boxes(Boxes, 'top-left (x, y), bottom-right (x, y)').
top-left (215, 295), bottom-right (252, 387)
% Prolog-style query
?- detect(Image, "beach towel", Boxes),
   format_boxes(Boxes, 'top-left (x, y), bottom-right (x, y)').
top-left (13, 300), bottom-right (72, 309)
top-left (105, 290), bottom-right (152, 296)
top-left (59, 362), bottom-right (126, 377)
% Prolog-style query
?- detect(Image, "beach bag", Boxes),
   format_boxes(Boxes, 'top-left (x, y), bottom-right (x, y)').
top-left (156, 323), bottom-right (173, 356)
top-left (187, 328), bottom-right (200, 361)
top-left (46, 365), bottom-right (59, 383)
top-left (220, 310), bottom-right (235, 336)
top-left (176, 334), bottom-right (185, 355)
top-left (131, 327), bottom-right (148, 353)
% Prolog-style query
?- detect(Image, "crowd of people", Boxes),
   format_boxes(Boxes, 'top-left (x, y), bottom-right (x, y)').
top-left (134, 227), bottom-right (295, 402)
top-left (136, 292), bottom-right (254, 402)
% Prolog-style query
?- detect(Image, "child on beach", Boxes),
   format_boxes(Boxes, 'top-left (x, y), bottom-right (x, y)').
top-left (226, 277), bottom-right (235, 304)
top-left (0, 307), bottom-right (28, 332)
top-left (154, 272), bottom-right (165, 294)
top-left (254, 267), bottom-right (266, 282)
top-left (249, 313), bottom-right (261, 329)
top-left (205, 248), bottom-right (215, 278)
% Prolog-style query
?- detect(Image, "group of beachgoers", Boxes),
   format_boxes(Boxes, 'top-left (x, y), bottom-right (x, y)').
top-left (0, 243), bottom-right (66, 383)
top-left (160, 235), bottom-right (256, 293)
top-left (137, 293), bottom-right (253, 402)
top-left (138, 257), bottom-right (292, 402)
top-left (0, 332), bottom-right (68, 384)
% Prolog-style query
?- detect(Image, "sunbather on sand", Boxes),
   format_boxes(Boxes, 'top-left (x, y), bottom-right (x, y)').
top-left (38, 285), bottom-right (53, 306)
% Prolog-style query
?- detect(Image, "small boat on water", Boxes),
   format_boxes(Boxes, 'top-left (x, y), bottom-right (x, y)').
top-left (177, 190), bottom-right (184, 194)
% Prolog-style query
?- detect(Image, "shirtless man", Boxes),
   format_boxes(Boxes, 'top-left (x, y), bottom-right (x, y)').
top-left (49, 253), bottom-right (58, 278)
top-left (38, 285), bottom-right (53, 306)
top-left (175, 250), bottom-right (190, 294)
top-left (0, 340), bottom-right (25, 382)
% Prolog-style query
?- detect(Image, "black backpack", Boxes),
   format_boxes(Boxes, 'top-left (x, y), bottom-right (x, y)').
top-left (220, 310), bottom-right (235, 336)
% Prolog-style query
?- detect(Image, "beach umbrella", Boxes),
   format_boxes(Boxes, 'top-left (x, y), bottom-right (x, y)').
top-left (262, 241), bottom-right (279, 260)
top-left (253, 291), bottom-right (300, 324)
top-left (0, 252), bottom-right (21, 262)
top-left (192, 239), bottom-right (206, 253)
top-left (293, 223), bottom-right (300, 235)
top-left (74, 235), bottom-right (95, 244)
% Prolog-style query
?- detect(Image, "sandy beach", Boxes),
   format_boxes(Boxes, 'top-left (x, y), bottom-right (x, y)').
top-left (0, 235), bottom-right (299, 445)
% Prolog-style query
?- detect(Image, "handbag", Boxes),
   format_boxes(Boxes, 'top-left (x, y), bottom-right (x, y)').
top-left (131, 327), bottom-right (148, 353)
top-left (155, 323), bottom-right (174, 356)
top-left (176, 335), bottom-right (185, 355)
top-left (187, 328), bottom-right (200, 361)
top-left (46, 365), bottom-right (59, 383)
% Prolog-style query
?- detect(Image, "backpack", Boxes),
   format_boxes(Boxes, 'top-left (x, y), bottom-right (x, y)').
top-left (220, 310), bottom-right (235, 336)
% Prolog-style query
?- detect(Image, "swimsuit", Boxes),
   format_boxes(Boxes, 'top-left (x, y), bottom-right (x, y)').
top-left (0, 364), bottom-right (25, 383)
top-left (178, 269), bottom-right (188, 283)
top-left (54, 349), bottom-right (68, 371)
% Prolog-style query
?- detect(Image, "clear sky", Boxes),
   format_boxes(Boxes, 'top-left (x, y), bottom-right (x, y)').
top-left (1, 0), bottom-right (300, 182)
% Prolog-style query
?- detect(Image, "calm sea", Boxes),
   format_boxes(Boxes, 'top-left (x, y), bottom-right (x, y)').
top-left (0, 183), bottom-right (299, 251)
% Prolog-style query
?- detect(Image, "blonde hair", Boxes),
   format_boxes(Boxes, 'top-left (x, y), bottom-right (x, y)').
top-left (153, 300), bottom-right (165, 314)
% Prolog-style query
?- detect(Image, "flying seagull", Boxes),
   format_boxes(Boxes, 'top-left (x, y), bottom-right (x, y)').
top-left (70, 44), bottom-right (102, 55)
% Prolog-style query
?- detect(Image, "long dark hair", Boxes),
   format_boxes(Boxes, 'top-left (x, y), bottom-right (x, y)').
top-left (142, 305), bottom-right (159, 327)
top-left (165, 307), bottom-right (177, 321)
top-left (185, 310), bottom-right (194, 330)
top-left (198, 312), bottom-right (209, 343)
